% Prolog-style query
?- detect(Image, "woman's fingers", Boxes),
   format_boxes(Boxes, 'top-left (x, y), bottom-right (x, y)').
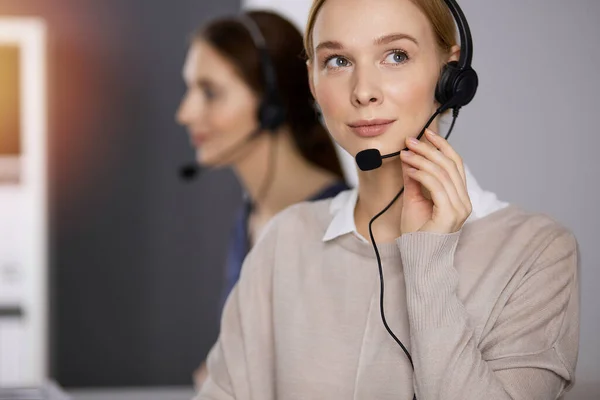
top-left (405, 131), bottom-right (472, 217)
top-left (400, 150), bottom-right (466, 218)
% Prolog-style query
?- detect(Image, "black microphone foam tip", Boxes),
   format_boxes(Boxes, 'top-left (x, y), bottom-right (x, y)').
top-left (179, 164), bottom-right (199, 180)
top-left (355, 148), bottom-right (383, 171)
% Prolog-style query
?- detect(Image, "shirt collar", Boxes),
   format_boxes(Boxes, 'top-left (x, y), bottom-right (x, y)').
top-left (322, 188), bottom-right (368, 242)
top-left (322, 164), bottom-right (509, 242)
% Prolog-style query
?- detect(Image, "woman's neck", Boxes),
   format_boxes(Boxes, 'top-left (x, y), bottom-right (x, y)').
top-left (232, 128), bottom-right (339, 217)
top-left (354, 157), bottom-right (406, 243)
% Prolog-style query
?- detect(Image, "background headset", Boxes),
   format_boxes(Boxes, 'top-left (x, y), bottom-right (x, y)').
top-left (356, 2), bottom-right (478, 400)
top-left (238, 14), bottom-right (287, 132)
top-left (179, 13), bottom-right (286, 180)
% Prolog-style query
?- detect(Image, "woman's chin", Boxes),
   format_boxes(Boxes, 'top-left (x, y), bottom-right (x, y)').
top-left (195, 152), bottom-right (218, 168)
top-left (349, 142), bottom-right (406, 160)
top-left (344, 134), bottom-right (409, 158)
top-left (195, 152), bottom-right (231, 169)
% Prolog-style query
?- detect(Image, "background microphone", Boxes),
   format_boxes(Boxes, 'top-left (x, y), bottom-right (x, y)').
top-left (179, 163), bottom-right (201, 180)
top-left (178, 128), bottom-right (261, 181)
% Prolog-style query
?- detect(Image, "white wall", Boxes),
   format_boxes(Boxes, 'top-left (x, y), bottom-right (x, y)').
top-left (0, 17), bottom-right (47, 387)
top-left (242, 0), bottom-right (311, 31)
top-left (243, 1), bottom-right (600, 398)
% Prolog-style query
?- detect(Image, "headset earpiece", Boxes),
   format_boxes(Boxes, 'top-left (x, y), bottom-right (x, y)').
top-left (258, 94), bottom-right (286, 132)
top-left (240, 15), bottom-right (286, 133)
top-left (435, 61), bottom-right (458, 106)
top-left (435, 61), bottom-right (479, 111)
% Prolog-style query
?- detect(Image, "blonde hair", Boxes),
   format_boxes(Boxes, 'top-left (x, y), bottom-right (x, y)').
top-left (304, 0), bottom-right (458, 60)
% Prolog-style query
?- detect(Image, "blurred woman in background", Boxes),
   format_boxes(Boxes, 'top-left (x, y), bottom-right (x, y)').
top-left (176, 10), bottom-right (349, 389)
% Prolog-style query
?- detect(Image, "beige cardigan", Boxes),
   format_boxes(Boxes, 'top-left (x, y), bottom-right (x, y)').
top-left (196, 200), bottom-right (579, 400)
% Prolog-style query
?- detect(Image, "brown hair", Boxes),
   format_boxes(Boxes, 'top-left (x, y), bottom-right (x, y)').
top-left (194, 10), bottom-right (345, 180)
top-left (304, 0), bottom-right (457, 60)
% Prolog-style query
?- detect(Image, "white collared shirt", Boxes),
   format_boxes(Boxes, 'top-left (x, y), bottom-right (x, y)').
top-left (322, 164), bottom-right (509, 242)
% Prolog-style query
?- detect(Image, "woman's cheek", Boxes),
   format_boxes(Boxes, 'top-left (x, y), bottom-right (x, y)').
top-left (385, 76), bottom-right (432, 111)
top-left (315, 78), bottom-right (347, 121)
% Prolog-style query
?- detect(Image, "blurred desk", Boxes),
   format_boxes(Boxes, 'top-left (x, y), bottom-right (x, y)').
top-left (68, 387), bottom-right (195, 400)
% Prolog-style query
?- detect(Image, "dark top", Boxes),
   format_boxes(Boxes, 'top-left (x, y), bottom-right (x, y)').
top-left (219, 180), bottom-right (350, 312)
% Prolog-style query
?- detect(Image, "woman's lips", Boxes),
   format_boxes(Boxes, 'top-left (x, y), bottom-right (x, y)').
top-left (190, 134), bottom-right (208, 147)
top-left (347, 119), bottom-right (396, 137)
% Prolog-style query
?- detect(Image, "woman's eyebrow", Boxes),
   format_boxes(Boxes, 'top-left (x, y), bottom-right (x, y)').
top-left (374, 33), bottom-right (419, 46)
top-left (315, 32), bottom-right (419, 54)
top-left (315, 40), bottom-right (343, 53)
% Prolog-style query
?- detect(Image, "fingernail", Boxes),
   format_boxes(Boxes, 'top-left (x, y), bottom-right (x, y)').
top-left (426, 128), bottom-right (437, 136)
top-left (408, 137), bottom-right (419, 145)
top-left (407, 167), bottom-right (417, 174)
top-left (402, 150), bottom-right (413, 157)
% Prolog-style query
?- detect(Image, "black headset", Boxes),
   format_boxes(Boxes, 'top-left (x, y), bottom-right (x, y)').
top-left (435, 0), bottom-right (478, 112)
top-left (238, 14), bottom-right (287, 132)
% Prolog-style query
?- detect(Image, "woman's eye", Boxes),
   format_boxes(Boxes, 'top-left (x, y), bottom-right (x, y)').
top-left (203, 87), bottom-right (217, 100)
top-left (325, 56), bottom-right (350, 69)
top-left (385, 51), bottom-right (409, 64)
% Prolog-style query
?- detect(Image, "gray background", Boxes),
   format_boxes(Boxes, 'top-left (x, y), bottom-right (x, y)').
top-left (451, 2), bottom-right (600, 398)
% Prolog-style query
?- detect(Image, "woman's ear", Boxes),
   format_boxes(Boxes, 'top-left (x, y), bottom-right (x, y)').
top-left (447, 45), bottom-right (461, 64)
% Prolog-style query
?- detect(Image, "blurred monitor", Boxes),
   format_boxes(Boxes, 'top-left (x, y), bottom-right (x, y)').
top-left (0, 44), bottom-right (21, 184)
